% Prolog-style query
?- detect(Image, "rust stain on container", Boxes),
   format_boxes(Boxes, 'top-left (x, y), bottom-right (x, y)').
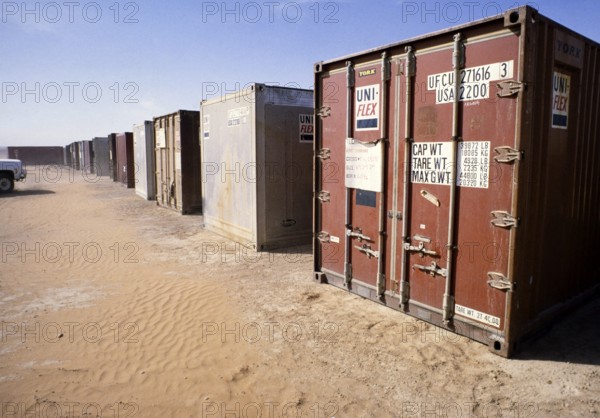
top-left (154, 110), bottom-right (201, 215)
top-left (116, 132), bottom-right (135, 188)
top-left (313, 6), bottom-right (600, 357)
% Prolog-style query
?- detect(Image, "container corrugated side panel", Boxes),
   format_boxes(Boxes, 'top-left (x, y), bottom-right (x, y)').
top-left (201, 91), bottom-right (257, 243)
top-left (507, 9), bottom-right (600, 354)
top-left (7, 146), bottom-right (64, 166)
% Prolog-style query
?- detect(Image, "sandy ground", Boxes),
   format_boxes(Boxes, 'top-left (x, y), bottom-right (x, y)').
top-left (1, 167), bottom-right (599, 418)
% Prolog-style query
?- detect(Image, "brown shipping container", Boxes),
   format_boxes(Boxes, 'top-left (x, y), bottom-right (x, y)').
top-left (8, 146), bottom-right (64, 166)
top-left (313, 6), bottom-right (600, 357)
top-left (116, 132), bottom-right (135, 188)
top-left (80, 140), bottom-right (94, 174)
top-left (108, 133), bottom-right (118, 181)
top-left (154, 110), bottom-right (201, 214)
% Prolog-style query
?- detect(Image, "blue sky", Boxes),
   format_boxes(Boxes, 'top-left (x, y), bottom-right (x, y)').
top-left (1, 0), bottom-right (598, 146)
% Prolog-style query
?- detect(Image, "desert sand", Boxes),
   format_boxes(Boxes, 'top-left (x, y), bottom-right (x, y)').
top-left (1, 167), bottom-right (599, 417)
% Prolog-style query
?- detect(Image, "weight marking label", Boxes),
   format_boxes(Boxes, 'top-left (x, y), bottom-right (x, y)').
top-left (428, 61), bottom-right (514, 104)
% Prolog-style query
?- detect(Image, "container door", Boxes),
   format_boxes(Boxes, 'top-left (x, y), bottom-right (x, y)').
top-left (175, 114), bottom-right (183, 211)
top-left (316, 56), bottom-right (391, 297)
top-left (404, 32), bottom-right (520, 333)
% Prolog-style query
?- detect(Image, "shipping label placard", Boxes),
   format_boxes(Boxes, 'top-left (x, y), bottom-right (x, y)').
top-left (428, 60), bottom-right (514, 104)
top-left (156, 128), bottom-right (166, 148)
top-left (455, 304), bottom-right (501, 328)
top-left (203, 115), bottom-right (210, 140)
top-left (345, 138), bottom-right (383, 192)
top-left (552, 71), bottom-right (570, 129)
top-left (355, 84), bottom-right (380, 131)
top-left (411, 141), bottom-right (491, 189)
top-left (227, 106), bottom-right (249, 127)
top-left (457, 141), bottom-right (490, 189)
top-left (299, 114), bottom-right (314, 143)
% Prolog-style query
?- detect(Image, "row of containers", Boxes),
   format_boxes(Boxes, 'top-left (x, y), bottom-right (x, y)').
top-left (60, 6), bottom-right (600, 358)
top-left (64, 84), bottom-right (314, 251)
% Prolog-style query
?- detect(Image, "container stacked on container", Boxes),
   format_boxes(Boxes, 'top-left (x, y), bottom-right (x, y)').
top-left (313, 6), bottom-right (600, 357)
top-left (154, 110), bottom-right (201, 214)
top-left (201, 83), bottom-right (314, 250)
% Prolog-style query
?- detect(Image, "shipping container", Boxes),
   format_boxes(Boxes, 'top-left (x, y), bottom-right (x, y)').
top-left (313, 6), bottom-right (600, 357)
top-left (92, 137), bottom-right (110, 177)
top-left (133, 121), bottom-right (156, 200)
top-left (80, 140), bottom-right (94, 174)
top-left (201, 84), bottom-right (314, 250)
top-left (108, 133), bottom-right (118, 181)
top-left (7, 146), bottom-right (64, 166)
top-left (116, 132), bottom-right (135, 188)
top-left (154, 110), bottom-right (201, 214)
top-left (70, 142), bottom-right (80, 171)
top-left (63, 144), bottom-right (72, 167)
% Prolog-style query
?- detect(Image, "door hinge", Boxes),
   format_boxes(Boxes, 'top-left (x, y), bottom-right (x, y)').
top-left (317, 148), bottom-right (331, 160)
top-left (491, 211), bottom-right (519, 229)
top-left (413, 261), bottom-right (447, 277)
top-left (317, 106), bottom-right (331, 118)
top-left (381, 52), bottom-right (391, 82)
top-left (494, 146), bottom-right (523, 163)
top-left (346, 61), bottom-right (355, 88)
top-left (316, 190), bottom-right (330, 203)
top-left (487, 272), bottom-right (515, 291)
top-left (316, 231), bottom-right (331, 243)
top-left (405, 46), bottom-right (416, 77)
top-left (354, 244), bottom-right (379, 259)
top-left (347, 227), bottom-right (373, 242)
top-left (496, 80), bottom-right (526, 97)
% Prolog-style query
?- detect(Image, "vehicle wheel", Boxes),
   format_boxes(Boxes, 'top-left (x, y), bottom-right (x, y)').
top-left (0, 174), bottom-right (14, 193)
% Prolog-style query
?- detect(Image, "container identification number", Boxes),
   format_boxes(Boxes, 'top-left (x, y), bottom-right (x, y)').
top-left (428, 60), bottom-right (514, 104)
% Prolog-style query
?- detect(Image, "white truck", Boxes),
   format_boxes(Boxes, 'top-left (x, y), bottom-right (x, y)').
top-left (0, 159), bottom-right (27, 193)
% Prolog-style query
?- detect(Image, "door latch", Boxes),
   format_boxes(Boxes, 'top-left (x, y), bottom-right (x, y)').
top-left (487, 272), bottom-right (515, 291)
top-left (354, 244), bottom-right (379, 259)
top-left (491, 211), bottom-right (519, 229)
top-left (347, 227), bottom-right (373, 242)
top-left (403, 241), bottom-right (439, 258)
top-left (413, 261), bottom-right (447, 277)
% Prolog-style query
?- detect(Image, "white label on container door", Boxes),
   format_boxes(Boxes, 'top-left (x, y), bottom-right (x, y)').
top-left (175, 152), bottom-right (181, 171)
top-left (457, 141), bottom-right (490, 189)
top-left (411, 141), bottom-right (490, 189)
top-left (203, 114), bottom-right (210, 140)
top-left (552, 71), bottom-right (570, 129)
top-left (455, 304), bottom-right (501, 328)
top-left (355, 84), bottom-right (379, 131)
top-left (428, 60), bottom-right (514, 104)
top-left (227, 106), bottom-right (249, 127)
top-left (345, 138), bottom-right (383, 192)
top-left (156, 128), bottom-right (166, 148)
top-left (330, 235), bottom-right (340, 244)
top-left (411, 142), bottom-right (453, 185)
top-left (299, 114), bottom-right (314, 142)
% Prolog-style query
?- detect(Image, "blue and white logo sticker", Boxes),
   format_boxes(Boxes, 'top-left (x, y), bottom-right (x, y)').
top-left (355, 84), bottom-right (380, 131)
